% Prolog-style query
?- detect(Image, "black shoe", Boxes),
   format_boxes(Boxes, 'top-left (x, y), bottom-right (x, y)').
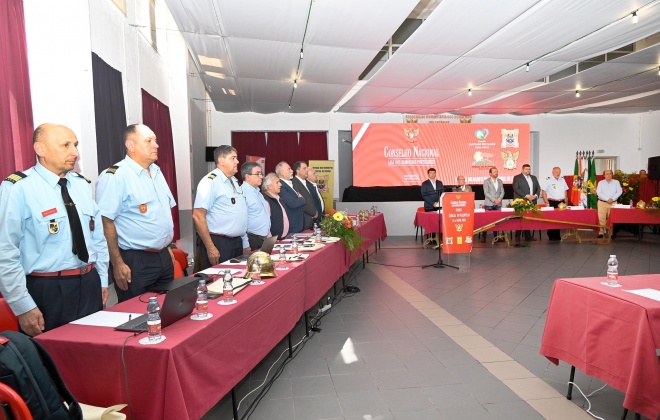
top-left (597, 234), bottom-right (604, 238)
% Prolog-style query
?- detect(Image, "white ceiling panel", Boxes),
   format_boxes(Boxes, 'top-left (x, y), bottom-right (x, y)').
top-left (226, 38), bottom-right (300, 80)
top-left (383, 88), bottom-right (463, 108)
top-left (305, 0), bottom-right (418, 49)
top-left (397, 0), bottom-right (539, 56)
top-left (291, 83), bottom-right (351, 107)
top-left (417, 57), bottom-right (528, 90)
top-left (341, 86), bottom-right (409, 108)
top-left (215, 0), bottom-right (308, 43)
top-left (236, 78), bottom-right (292, 104)
top-left (532, 63), bottom-right (654, 91)
top-left (478, 60), bottom-right (575, 90)
top-left (250, 102), bottom-right (289, 114)
top-left (367, 53), bottom-right (458, 88)
top-left (425, 90), bottom-right (503, 112)
top-left (298, 45), bottom-right (378, 85)
top-left (165, 0), bottom-right (222, 35)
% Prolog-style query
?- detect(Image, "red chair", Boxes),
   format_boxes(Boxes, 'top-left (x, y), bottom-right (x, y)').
top-left (0, 298), bottom-right (18, 332)
top-left (0, 382), bottom-right (32, 420)
top-left (171, 248), bottom-right (189, 276)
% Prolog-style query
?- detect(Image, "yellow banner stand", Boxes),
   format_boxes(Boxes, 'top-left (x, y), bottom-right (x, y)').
top-left (309, 160), bottom-right (334, 213)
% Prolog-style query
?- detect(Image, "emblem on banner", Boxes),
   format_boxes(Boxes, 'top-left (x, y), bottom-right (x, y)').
top-left (466, 236), bottom-right (473, 244)
top-left (501, 151), bottom-right (520, 170)
top-left (403, 127), bottom-right (419, 143)
top-left (446, 237), bottom-right (453, 244)
top-left (455, 224), bottom-right (463, 232)
top-left (48, 220), bottom-right (60, 234)
top-left (139, 203), bottom-right (147, 214)
top-left (501, 129), bottom-right (520, 148)
top-left (457, 237), bottom-right (463, 244)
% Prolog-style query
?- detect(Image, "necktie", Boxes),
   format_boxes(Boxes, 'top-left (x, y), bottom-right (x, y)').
top-left (58, 178), bottom-right (89, 263)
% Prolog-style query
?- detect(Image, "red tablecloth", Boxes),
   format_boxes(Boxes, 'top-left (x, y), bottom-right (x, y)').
top-left (540, 275), bottom-right (660, 419)
top-left (414, 209), bottom-right (599, 234)
top-left (347, 213), bottom-right (387, 267)
top-left (607, 208), bottom-right (660, 229)
top-left (35, 216), bottom-right (388, 420)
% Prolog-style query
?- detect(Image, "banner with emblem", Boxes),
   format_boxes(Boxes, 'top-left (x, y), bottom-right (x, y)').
top-left (309, 160), bottom-right (334, 212)
top-left (246, 155), bottom-right (266, 173)
top-left (441, 192), bottom-right (475, 254)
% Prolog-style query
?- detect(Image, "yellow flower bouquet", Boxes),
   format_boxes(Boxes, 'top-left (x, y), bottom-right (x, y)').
top-left (320, 209), bottom-right (363, 252)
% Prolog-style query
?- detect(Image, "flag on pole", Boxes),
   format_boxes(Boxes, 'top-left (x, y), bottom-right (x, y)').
top-left (588, 151), bottom-right (597, 208)
top-left (570, 152), bottom-right (581, 205)
top-left (579, 152), bottom-right (588, 207)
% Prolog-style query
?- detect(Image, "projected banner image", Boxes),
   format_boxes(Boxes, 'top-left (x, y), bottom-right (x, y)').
top-left (352, 123), bottom-right (530, 187)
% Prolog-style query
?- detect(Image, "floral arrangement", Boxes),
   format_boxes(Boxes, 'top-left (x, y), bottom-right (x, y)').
top-left (320, 209), bottom-right (363, 252)
top-left (508, 198), bottom-right (539, 214)
top-left (614, 170), bottom-right (640, 205)
top-left (650, 197), bottom-right (660, 209)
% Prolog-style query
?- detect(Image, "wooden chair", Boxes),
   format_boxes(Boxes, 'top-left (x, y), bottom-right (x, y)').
top-left (0, 382), bottom-right (32, 420)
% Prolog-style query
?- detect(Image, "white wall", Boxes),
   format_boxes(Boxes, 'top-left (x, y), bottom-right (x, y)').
top-left (639, 112), bottom-right (660, 169)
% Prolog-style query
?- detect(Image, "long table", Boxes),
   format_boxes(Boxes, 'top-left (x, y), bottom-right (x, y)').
top-left (540, 275), bottom-right (660, 419)
top-left (35, 215), bottom-right (387, 420)
top-left (606, 207), bottom-right (660, 229)
top-left (414, 209), bottom-right (600, 235)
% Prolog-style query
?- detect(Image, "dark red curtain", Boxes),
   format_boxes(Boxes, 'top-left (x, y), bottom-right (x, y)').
top-left (141, 89), bottom-right (180, 241)
top-left (0, 0), bottom-right (34, 177)
top-left (231, 131), bottom-right (267, 167)
top-left (298, 131), bottom-right (328, 161)
top-left (265, 131), bottom-right (299, 174)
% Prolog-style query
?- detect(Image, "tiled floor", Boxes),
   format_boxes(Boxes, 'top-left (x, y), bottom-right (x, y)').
top-left (202, 231), bottom-right (660, 419)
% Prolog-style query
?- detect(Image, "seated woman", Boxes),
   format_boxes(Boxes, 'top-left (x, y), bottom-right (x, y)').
top-left (261, 173), bottom-right (289, 240)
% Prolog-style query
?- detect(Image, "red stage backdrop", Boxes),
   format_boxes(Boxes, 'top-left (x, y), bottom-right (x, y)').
top-left (352, 123), bottom-right (530, 187)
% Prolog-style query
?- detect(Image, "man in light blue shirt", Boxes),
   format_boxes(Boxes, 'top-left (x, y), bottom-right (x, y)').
top-left (96, 124), bottom-right (177, 302)
top-left (241, 161), bottom-right (271, 250)
top-left (193, 146), bottom-right (250, 269)
top-left (0, 124), bottom-right (108, 336)
top-left (596, 169), bottom-right (622, 237)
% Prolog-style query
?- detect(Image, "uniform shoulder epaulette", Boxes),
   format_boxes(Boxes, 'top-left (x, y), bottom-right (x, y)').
top-left (207, 173), bottom-right (217, 180)
top-left (74, 172), bottom-right (91, 183)
top-left (4, 172), bottom-right (27, 184)
top-left (106, 165), bottom-right (120, 175)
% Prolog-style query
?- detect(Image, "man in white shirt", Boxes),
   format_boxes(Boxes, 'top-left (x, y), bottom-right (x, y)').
top-left (596, 169), bottom-right (622, 238)
top-left (541, 167), bottom-right (569, 240)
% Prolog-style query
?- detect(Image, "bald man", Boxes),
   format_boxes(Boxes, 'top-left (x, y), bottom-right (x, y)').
top-left (96, 124), bottom-right (177, 302)
top-left (0, 124), bottom-right (109, 336)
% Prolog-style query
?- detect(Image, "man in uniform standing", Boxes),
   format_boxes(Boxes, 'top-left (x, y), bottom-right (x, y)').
top-left (193, 146), bottom-right (250, 270)
top-left (0, 124), bottom-right (108, 335)
top-left (541, 167), bottom-right (569, 240)
top-left (96, 124), bottom-right (176, 302)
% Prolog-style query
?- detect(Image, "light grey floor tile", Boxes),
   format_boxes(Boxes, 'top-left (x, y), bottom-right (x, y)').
top-left (291, 375), bottom-right (335, 397)
top-left (380, 388), bottom-right (433, 412)
top-left (293, 395), bottom-right (343, 420)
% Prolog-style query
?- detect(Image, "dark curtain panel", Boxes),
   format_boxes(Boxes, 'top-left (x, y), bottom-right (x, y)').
top-left (141, 89), bottom-right (180, 241)
top-left (0, 0), bottom-right (34, 176)
top-left (265, 131), bottom-right (299, 173)
top-left (92, 53), bottom-right (127, 174)
top-left (231, 131), bottom-right (267, 167)
top-left (298, 131), bottom-right (328, 162)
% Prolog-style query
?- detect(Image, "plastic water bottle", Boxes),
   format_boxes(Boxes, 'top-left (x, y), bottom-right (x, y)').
top-left (607, 255), bottom-right (618, 286)
top-left (146, 297), bottom-right (161, 341)
top-left (195, 280), bottom-right (208, 319)
top-left (250, 259), bottom-right (264, 284)
top-left (292, 238), bottom-right (299, 254)
top-left (314, 223), bottom-right (321, 243)
top-left (222, 269), bottom-right (235, 303)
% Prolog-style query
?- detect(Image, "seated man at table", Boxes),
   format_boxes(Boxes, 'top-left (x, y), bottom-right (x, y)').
top-left (452, 175), bottom-right (472, 192)
top-left (596, 169), bottom-right (622, 238)
top-left (421, 168), bottom-right (444, 211)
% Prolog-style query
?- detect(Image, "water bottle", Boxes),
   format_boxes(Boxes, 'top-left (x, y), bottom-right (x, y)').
top-left (222, 269), bottom-right (235, 303)
top-left (146, 297), bottom-right (161, 341)
top-left (278, 246), bottom-right (287, 269)
top-left (292, 238), bottom-right (299, 254)
top-left (607, 255), bottom-right (618, 286)
top-left (195, 280), bottom-right (208, 319)
top-left (315, 224), bottom-right (322, 243)
top-left (250, 259), bottom-right (264, 284)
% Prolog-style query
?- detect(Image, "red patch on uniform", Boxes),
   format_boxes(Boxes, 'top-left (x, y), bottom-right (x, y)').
top-left (41, 208), bottom-right (57, 217)
top-left (139, 203), bottom-right (147, 214)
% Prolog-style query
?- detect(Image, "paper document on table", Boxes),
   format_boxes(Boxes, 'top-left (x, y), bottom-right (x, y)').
top-left (623, 289), bottom-right (660, 302)
top-left (208, 278), bottom-right (249, 295)
top-left (71, 311), bottom-right (143, 328)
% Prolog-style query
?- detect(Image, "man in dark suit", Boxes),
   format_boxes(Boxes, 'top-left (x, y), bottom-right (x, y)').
top-left (421, 168), bottom-right (444, 211)
top-left (512, 164), bottom-right (541, 241)
top-left (307, 166), bottom-right (325, 224)
top-left (291, 161), bottom-right (318, 230)
top-left (275, 161), bottom-right (306, 234)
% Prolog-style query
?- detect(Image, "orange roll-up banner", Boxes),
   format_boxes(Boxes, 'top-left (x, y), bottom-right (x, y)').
top-left (441, 192), bottom-right (475, 254)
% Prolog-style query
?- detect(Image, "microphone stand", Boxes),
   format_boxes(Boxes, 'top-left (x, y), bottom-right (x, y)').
top-left (422, 190), bottom-right (458, 270)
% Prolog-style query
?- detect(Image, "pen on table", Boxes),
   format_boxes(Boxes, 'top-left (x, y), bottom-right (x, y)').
top-left (128, 314), bottom-right (132, 322)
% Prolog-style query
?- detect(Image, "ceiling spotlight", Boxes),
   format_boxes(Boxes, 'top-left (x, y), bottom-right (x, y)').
top-left (575, 90), bottom-right (580, 98)
top-left (468, 88), bottom-right (472, 96)
top-left (632, 11), bottom-right (638, 24)
top-left (294, 80), bottom-right (298, 88)
top-left (300, 49), bottom-right (304, 59)
top-left (288, 104), bottom-right (291, 109)
top-left (526, 63), bottom-right (530, 72)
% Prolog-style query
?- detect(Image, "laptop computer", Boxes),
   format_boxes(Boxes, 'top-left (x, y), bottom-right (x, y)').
top-left (147, 276), bottom-right (199, 293)
top-left (114, 279), bottom-right (198, 332)
top-left (230, 235), bottom-right (279, 263)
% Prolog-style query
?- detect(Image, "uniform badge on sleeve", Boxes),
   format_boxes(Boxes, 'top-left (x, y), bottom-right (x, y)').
top-left (48, 220), bottom-right (60, 234)
top-left (89, 216), bottom-right (95, 231)
top-left (140, 203), bottom-right (147, 214)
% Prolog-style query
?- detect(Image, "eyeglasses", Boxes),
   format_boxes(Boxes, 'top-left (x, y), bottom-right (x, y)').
top-left (250, 173), bottom-right (264, 177)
